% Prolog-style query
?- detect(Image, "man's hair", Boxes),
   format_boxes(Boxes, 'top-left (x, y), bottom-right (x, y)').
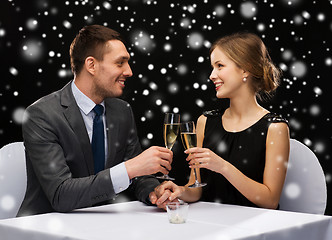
top-left (70, 25), bottom-right (123, 76)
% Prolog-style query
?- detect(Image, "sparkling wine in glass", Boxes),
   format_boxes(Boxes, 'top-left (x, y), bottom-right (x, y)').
top-left (180, 121), bottom-right (207, 188)
top-left (157, 113), bottom-right (180, 180)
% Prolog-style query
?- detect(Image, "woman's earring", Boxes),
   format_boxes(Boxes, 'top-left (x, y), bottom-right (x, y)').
top-left (243, 77), bottom-right (247, 82)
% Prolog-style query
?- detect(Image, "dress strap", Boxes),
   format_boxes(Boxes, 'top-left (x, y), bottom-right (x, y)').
top-left (203, 109), bottom-right (224, 117)
top-left (263, 112), bottom-right (289, 126)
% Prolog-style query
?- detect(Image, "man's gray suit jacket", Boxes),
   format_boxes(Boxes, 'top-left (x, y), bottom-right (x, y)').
top-left (17, 81), bottom-right (159, 216)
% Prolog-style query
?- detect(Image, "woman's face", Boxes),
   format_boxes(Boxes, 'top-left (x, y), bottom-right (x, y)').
top-left (209, 47), bottom-right (246, 99)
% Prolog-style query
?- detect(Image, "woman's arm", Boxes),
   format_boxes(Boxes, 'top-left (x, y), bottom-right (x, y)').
top-left (186, 122), bottom-right (290, 209)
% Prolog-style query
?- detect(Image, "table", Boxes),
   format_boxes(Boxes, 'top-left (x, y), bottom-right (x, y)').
top-left (0, 201), bottom-right (331, 240)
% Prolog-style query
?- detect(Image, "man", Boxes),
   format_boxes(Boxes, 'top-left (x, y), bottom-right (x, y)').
top-left (17, 25), bottom-right (172, 216)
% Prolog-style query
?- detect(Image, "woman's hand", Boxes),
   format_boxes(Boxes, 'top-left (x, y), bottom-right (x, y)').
top-left (185, 147), bottom-right (225, 173)
top-left (149, 181), bottom-right (184, 210)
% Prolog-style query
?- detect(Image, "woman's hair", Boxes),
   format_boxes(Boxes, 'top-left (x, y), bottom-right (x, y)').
top-left (210, 32), bottom-right (281, 100)
top-left (70, 25), bottom-right (123, 76)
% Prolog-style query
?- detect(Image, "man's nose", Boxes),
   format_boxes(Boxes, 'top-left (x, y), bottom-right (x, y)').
top-left (124, 64), bottom-right (133, 77)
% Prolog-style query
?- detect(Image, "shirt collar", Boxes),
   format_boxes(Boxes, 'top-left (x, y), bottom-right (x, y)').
top-left (71, 80), bottom-right (105, 115)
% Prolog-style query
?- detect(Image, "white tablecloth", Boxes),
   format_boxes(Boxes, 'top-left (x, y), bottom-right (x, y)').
top-left (0, 201), bottom-right (331, 240)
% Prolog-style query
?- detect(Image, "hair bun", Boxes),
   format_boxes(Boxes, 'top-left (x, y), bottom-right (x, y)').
top-left (262, 58), bottom-right (281, 94)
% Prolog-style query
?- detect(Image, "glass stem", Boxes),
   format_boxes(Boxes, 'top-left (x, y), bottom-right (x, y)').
top-left (193, 168), bottom-right (199, 182)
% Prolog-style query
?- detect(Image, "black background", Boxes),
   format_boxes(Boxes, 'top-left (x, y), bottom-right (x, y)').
top-left (1, 0), bottom-right (331, 215)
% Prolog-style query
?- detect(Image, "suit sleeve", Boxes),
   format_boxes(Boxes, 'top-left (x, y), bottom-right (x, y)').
top-left (23, 103), bottom-right (117, 213)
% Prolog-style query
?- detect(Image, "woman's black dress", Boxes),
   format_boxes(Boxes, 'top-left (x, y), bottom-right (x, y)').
top-left (200, 109), bottom-right (288, 207)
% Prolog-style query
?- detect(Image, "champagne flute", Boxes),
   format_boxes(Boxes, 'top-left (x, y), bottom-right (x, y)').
top-left (157, 113), bottom-right (180, 180)
top-left (180, 121), bottom-right (207, 188)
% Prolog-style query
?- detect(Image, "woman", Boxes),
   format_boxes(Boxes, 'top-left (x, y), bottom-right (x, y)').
top-left (151, 32), bottom-right (290, 209)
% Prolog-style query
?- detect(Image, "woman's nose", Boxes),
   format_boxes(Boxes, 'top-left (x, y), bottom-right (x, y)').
top-left (209, 68), bottom-right (217, 81)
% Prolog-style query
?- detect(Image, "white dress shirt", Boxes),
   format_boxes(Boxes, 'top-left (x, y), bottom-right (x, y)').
top-left (71, 80), bottom-right (129, 194)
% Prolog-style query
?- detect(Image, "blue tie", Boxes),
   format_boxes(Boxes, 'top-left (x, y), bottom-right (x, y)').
top-left (92, 104), bottom-right (105, 174)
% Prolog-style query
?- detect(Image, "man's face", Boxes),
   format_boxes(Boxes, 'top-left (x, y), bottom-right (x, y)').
top-left (93, 40), bottom-right (133, 99)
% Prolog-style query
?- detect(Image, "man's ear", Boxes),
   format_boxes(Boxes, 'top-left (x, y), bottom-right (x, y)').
top-left (85, 56), bottom-right (97, 75)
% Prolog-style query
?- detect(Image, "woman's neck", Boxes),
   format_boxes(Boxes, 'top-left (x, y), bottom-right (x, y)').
top-left (227, 94), bottom-right (264, 118)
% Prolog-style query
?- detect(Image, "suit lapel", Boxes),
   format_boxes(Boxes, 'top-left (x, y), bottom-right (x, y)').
top-left (60, 81), bottom-right (95, 175)
top-left (105, 100), bottom-right (119, 168)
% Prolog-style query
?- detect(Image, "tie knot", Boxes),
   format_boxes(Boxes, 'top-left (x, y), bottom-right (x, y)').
top-left (93, 104), bottom-right (104, 117)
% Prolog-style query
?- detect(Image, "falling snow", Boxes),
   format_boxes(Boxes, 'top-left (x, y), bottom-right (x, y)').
top-left (0, 0), bottom-right (332, 214)
top-left (240, 2), bottom-right (257, 19)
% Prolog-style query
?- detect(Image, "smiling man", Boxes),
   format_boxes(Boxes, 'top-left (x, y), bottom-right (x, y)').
top-left (17, 25), bottom-right (173, 217)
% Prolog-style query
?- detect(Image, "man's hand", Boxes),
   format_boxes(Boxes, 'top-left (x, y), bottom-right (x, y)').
top-left (125, 146), bottom-right (173, 179)
top-left (149, 181), bottom-right (184, 210)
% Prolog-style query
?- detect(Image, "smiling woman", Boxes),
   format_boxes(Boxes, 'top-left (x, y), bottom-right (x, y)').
top-left (209, 32), bottom-right (281, 101)
top-left (152, 32), bottom-right (290, 211)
